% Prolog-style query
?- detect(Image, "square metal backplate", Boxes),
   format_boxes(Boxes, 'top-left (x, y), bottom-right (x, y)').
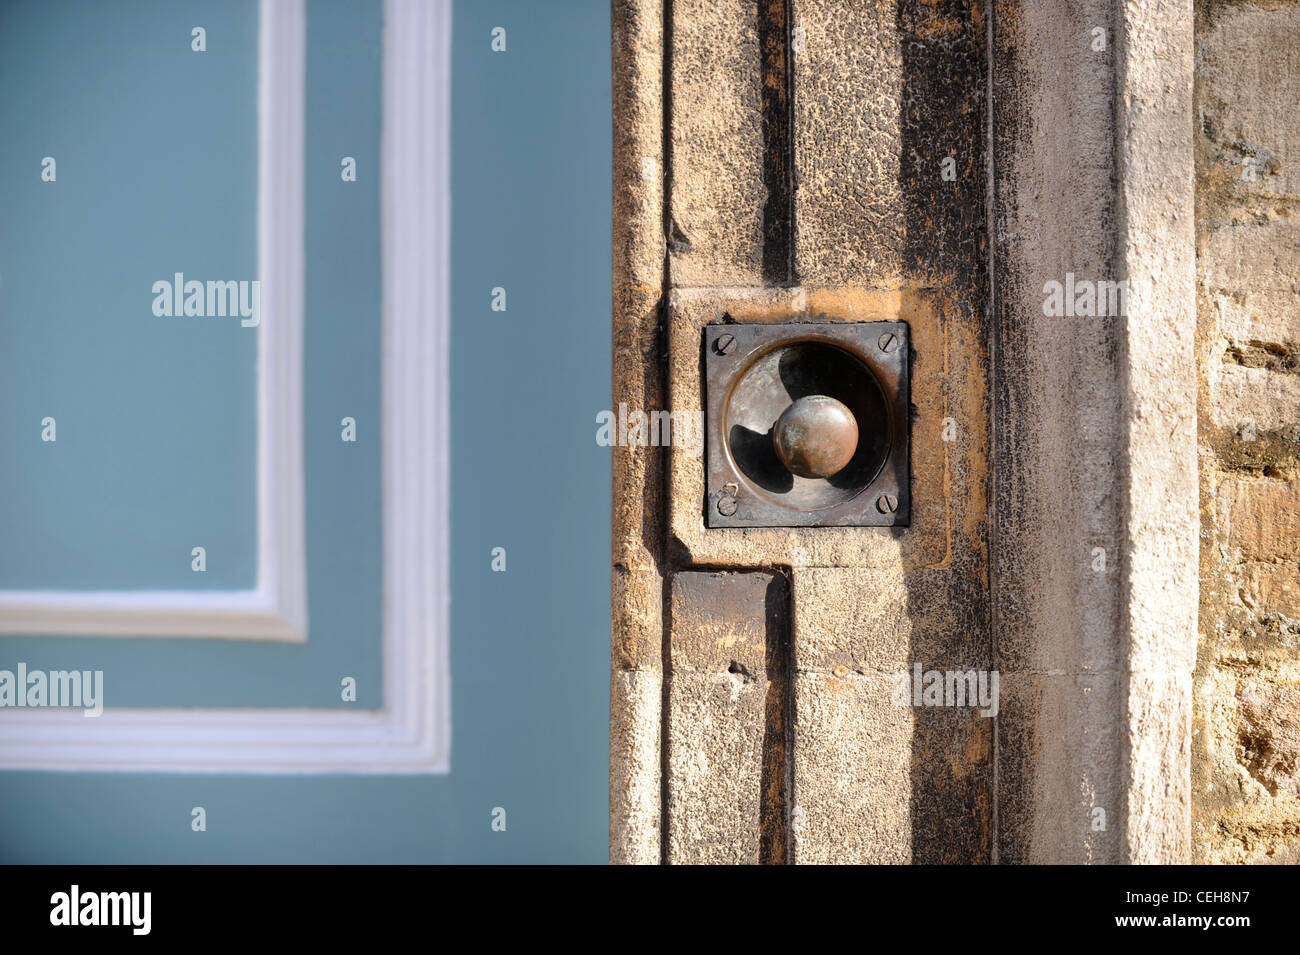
top-left (705, 321), bottom-right (910, 528)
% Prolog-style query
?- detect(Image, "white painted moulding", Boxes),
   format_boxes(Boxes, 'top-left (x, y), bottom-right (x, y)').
top-left (0, 0), bottom-right (308, 643)
top-left (0, 0), bottom-right (452, 774)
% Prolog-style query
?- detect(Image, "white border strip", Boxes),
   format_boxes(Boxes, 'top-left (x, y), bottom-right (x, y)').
top-left (1116, 0), bottom-right (1197, 862)
top-left (0, 0), bottom-right (452, 773)
top-left (380, 0), bottom-right (453, 774)
top-left (0, 0), bottom-right (308, 643)
top-left (255, 0), bottom-right (309, 643)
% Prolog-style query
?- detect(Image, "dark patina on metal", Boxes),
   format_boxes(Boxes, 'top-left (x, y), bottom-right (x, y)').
top-left (772, 395), bottom-right (859, 479)
top-left (704, 321), bottom-right (911, 528)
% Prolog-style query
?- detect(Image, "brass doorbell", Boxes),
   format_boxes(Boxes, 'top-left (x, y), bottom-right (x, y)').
top-left (704, 321), bottom-right (910, 528)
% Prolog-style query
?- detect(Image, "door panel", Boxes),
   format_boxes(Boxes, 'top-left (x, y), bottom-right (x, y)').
top-left (0, 0), bottom-right (610, 863)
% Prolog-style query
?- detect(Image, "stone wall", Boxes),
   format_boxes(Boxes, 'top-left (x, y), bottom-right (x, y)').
top-left (1194, 0), bottom-right (1300, 864)
top-left (614, 0), bottom-right (1199, 864)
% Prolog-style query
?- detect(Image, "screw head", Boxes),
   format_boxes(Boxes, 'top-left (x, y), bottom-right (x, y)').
top-left (714, 333), bottom-right (736, 355)
top-left (876, 492), bottom-right (899, 514)
top-left (716, 494), bottom-right (738, 517)
top-left (877, 332), bottom-right (898, 353)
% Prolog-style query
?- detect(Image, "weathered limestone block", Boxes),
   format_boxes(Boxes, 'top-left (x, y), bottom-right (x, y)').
top-left (1223, 478), bottom-right (1300, 563)
top-left (667, 571), bottom-right (789, 864)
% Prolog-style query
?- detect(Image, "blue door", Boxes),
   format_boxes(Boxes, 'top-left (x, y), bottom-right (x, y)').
top-left (0, 0), bottom-right (610, 863)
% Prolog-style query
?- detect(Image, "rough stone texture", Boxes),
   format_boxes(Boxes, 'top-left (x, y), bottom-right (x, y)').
top-left (1223, 478), bottom-right (1300, 562)
top-left (989, 0), bottom-right (1127, 863)
top-left (610, 0), bottom-right (666, 865)
top-left (1000, 673), bottom-right (1124, 862)
top-left (609, 670), bottom-right (663, 864)
top-left (1198, 3), bottom-right (1300, 206)
top-left (1237, 563), bottom-right (1300, 618)
top-left (613, 0), bottom-right (665, 291)
top-left (1237, 679), bottom-right (1300, 796)
top-left (1211, 364), bottom-right (1300, 433)
top-left (614, 0), bottom-right (1201, 864)
top-left (666, 571), bottom-right (788, 864)
top-left (1202, 220), bottom-right (1300, 344)
top-left (660, 0), bottom-right (988, 864)
top-left (1114, 0), bottom-right (1200, 864)
top-left (791, 2), bottom-right (905, 286)
top-left (788, 671), bottom-right (914, 864)
top-left (667, 0), bottom-right (767, 287)
top-left (790, 566), bottom-right (992, 863)
top-left (791, 567), bottom-right (986, 671)
top-left (658, 278), bottom-right (993, 864)
top-left (792, 0), bottom-right (985, 288)
top-left (1193, 0), bottom-right (1300, 865)
top-left (611, 286), bottom-right (668, 674)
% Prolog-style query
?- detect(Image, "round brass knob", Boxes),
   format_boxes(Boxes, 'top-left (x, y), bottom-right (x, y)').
top-left (772, 395), bottom-right (859, 479)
